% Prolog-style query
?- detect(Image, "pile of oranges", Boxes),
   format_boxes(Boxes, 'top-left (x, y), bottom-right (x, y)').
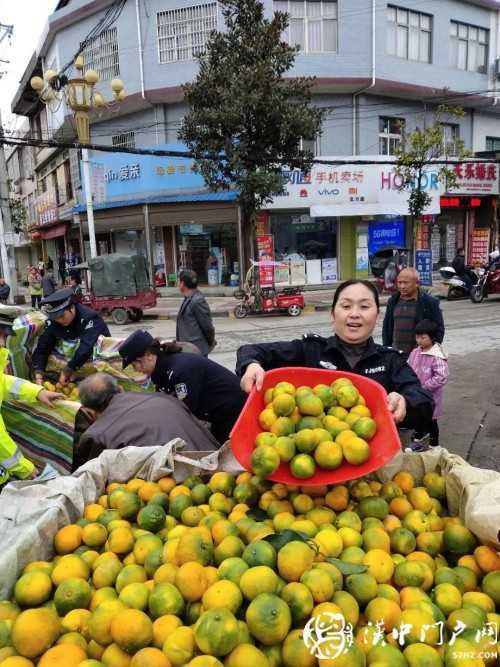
top-left (252, 378), bottom-right (378, 479)
top-left (0, 468), bottom-right (499, 667)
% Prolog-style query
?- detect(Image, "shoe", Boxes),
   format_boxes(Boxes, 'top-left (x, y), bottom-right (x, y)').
top-left (405, 434), bottom-right (430, 453)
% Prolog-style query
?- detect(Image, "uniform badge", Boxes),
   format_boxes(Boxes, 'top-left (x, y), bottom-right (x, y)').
top-left (84, 320), bottom-right (94, 330)
top-left (319, 361), bottom-right (337, 370)
top-left (175, 383), bottom-right (188, 400)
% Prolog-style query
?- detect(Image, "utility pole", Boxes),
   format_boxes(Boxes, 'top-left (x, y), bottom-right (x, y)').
top-left (0, 111), bottom-right (15, 302)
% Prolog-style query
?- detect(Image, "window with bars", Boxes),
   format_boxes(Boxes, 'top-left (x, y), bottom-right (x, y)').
top-left (441, 123), bottom-right (460, 156)
top-left (450, 21), bottom-right (488, 73)
top-left (274, 1), bottom-right (337, 53)
top-left (112, 131), bottom-right (136, 149)
top-left (379, 117), bottom-right (404, 155)
top-left (486, 136), bottom-right (500, 152)
top-left (387, 6), bottom-right (432, 63)
top-left (81, 27), bottom-right (120, 80)
top-left (157, 4), bottom-right (217, 64)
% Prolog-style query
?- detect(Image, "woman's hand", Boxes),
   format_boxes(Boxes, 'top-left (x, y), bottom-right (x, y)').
top-left (58, 370), bottom-right (72, 386)
top-left (240, 362), bottom-right (265, 393)
top-left (387, 392), bottom-right (407, 423)
top-left (37, 389), bottom-right (64, 407)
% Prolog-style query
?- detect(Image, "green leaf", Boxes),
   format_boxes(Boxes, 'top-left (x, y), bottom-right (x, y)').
top-left (326, 558), bottom-right (368, 575)
top-left (264, 529), bottom-right (309, 550)
top-left (247, 508), bottom-right (268, 521)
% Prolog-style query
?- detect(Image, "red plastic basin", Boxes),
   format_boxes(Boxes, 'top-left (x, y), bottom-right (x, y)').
top-left (230, 367), bottom-right (401, 486)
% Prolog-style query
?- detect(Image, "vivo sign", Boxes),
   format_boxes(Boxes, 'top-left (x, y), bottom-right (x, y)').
top-left (267, 160), bottom-right (442, 216)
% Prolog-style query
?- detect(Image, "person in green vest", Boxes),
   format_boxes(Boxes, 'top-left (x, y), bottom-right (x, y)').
top-left (0, 307), bottom-right (62, 488)
top-left (28, 266), bottom-right (43, 309)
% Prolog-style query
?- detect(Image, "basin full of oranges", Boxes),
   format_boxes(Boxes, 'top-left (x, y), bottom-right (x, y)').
top-left (1, 468), bottom-right (499, 667)
top-left (231, 368), bottom-right (401, 485)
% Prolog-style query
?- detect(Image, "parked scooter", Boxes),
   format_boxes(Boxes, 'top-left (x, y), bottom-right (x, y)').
top-left (470, 250), bottom-right (500, 303)
top-left (369, 248), bottom-right (410, 294)
top-left (439, 265), bottom-right (479, 300)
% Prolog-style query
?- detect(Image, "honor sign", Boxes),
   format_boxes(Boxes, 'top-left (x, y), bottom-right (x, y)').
top-left (267, 159), bottom-right (441, 216)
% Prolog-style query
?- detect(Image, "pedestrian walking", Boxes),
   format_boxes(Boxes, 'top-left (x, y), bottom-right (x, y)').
top-left (176, 269), bottom-right (215, 356)
top-left (58, 252), bottom-right (66, 285)
top-left (28, 267), bottom-right (43, 309)
top-left (0, 278), bottom-right (10, 304)
top-left (46, 255), bottom-right (54, 272)
top-left (382, 267), bottom-right (444, 355)
top-left (407, 319), bottom-right (449, 451)
top-left (42, 269), bottom-right (57, 298)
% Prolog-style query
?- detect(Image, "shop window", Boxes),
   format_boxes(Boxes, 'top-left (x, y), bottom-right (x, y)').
top-left (274, 1), bottom-right (337, 53)
top-left (449, 21), bottom-right (488, 73)
top-left (386, 6), bottom-right (432, 63)
top-left (81, 27), bottom-right (120, 80)
top-left (176, 223), bottom-right (238, 285)
top-left (379, 117), bottom-right (404, 155)
top-left (112, 131), bottom-right (136, 149)
top-left (300, 136), bottom-right (319, 156)
top-left (440, 123), bottom-right (460, 157)
top-left (485, 136), bottom-right (500, 151)
top-left (157, 3), bottom-right (217, 64)
top-left (271, 214), bottom-right (337, 261)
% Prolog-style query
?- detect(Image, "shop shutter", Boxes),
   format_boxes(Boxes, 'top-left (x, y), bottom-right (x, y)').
top-left (149, 203), bottom-right (238, 227)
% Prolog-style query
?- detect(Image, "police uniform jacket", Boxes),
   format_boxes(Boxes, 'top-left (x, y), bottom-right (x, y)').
top-left (236, 334), bottom-right (433, 430)
top-left (32, 303), bottom-right (110, 373)
top-left (151, 351), bottom-right (247, 444)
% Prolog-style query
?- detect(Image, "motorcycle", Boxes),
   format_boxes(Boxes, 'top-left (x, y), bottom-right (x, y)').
top-left (369, 248), bottom-right (410, 294)
top-left (439, 265), bottom-right (479, 300)
top-left (470, 251), bottom-right (500, 304)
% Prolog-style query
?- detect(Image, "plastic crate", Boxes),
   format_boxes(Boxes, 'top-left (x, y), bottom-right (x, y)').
top-left (230, 367), bottom-right (401, 486)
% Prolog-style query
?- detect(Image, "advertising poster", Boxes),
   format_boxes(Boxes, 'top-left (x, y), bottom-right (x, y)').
top-left (368, 220), bottom-right (406, 255)
top-left (321, 258), bottom-right (338, 283)
top-left (469, 229), bottom-right (490, 265)
top-left (290, 259), bottom-right (307, 285)
top-left (415, 250), bottom-right (433, 286)
top-left (306, 259), bottom-right (322, 284)
top-left (274, 262), bottom-right (290, 285)
top-left (256, 234), bottom-right (274, 286)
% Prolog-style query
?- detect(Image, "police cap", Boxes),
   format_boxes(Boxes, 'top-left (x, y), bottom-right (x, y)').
top-left (0, 305), bottom-right (22, 330)
top-left (119, 329), bottom-right (155, 367)
top-left (41, 287), bottom-right (74, 319)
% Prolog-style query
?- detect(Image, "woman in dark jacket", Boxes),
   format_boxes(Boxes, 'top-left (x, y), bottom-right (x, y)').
top-left (237, 280), bottom-right (433, 431)
top-left (119, 330), bottom-right (247, 445)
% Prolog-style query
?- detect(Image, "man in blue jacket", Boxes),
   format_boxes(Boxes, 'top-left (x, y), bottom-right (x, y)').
top-left (382, 268), bottom-right (444, 355)
top-left (33, 288), bottom-right (110, 385)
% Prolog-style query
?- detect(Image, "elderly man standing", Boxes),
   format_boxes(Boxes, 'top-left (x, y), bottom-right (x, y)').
top-left (382, 267), bottom-right (444, 355)
top-left (176, 270), bottom-right (215, 356)
top-left (73, 373), bottom-right (219, 471)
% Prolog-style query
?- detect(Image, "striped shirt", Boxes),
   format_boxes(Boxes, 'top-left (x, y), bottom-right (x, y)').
top-left (392, 298), bottom-right (418, 353)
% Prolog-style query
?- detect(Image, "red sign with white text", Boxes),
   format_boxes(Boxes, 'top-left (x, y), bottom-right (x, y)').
top-left (256, 235), bottom-right (274, 286)
top-left (450, 162), bottom-right (499, 195)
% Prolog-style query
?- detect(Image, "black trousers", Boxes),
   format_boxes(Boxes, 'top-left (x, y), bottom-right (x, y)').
top-left (415, 419), bottom-right (439, 447)
top-left (31, 294), bottom-right (42, 309)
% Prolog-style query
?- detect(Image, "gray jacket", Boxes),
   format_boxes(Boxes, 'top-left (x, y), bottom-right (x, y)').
top-left (42, 273), bottom-right (57, 297)
top-left (175, 289), bottom-right (215, 356)
top-left (73, 391), bottom-right (219, 471)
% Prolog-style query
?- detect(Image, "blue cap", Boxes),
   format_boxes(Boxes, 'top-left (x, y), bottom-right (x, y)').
top-left (119, 329), bottom-right (155, 367)
top-left (41, 287), bottom-right (74, 319)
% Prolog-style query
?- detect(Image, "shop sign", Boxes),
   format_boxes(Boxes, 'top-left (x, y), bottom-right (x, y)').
top-left (368, 220), bottom-right (405, 254)
top-left (180, 224), bottom-right (204, 235)
top-left (431, 226), bottom-right (441, 265)
top-left (267, 161), bottom-right (441, 216)
top-left (469, 228), bottom-right (490, 265)
top-left (449, 162), bottom-right (499, 195)
top-left (255, 212), bottom-right (270, 235)
top-left (83, 144), bottom-right (208, 205)
top-left (35, 191), bottom-right (59, 226)
top-left (256, 235), bottom-right (274, 286)
top-left (415, 250), bottom-right (433, 286)
top-left (321, 258), bottom-right (338, 282)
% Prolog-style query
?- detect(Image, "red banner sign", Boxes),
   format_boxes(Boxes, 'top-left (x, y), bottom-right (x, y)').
top-left (256, 235), bottom-right (274, 286)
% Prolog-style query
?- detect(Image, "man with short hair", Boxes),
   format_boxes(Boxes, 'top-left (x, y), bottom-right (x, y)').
top-left (32, 287), bottom-right (110, 386)
top-left (0, 278), bottom-right (10, 304)
top-left (382, 268), bottom-right (444, 355)
top-left (73, 372), bottom-right (219, 470)
top-left (176, 270), bottom-right (215, 356)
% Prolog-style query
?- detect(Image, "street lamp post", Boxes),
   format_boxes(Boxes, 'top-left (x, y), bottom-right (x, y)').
top-left (30, 59), bottom-right (125, 258)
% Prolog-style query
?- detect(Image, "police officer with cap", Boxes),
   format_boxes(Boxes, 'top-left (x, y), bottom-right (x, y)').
top-left (119, 329), bottom-right (247, 445)
top-left (33, 288), bottom-right (110, 386)
top-left (0, 306), bottom-right (63, 488)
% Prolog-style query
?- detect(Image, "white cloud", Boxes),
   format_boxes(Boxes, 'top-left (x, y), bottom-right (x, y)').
top-left (0, 0), bottom-right (57, 131)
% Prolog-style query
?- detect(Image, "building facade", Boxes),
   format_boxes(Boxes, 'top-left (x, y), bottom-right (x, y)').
top-left (9, 0), bottom-right (500, 288)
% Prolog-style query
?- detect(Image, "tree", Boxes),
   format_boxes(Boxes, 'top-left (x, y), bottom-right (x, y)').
top-left (179, 0), bottom-right (325, 266)
top-left (395, 104), bottom-right (468, 220)
top-left (8, 198), bottom-right (27, 234)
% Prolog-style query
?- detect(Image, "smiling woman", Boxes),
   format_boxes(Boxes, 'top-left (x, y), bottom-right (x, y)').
top-left (236, 280), bottom-right (434, 431)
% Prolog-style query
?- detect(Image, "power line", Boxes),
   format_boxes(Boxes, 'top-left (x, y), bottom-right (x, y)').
top-left (1, 135), bottom-right (496, 166)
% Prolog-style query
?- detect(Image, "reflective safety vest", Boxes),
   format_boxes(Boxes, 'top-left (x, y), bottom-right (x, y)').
top-left (0, 348), bottom-right (41, 485)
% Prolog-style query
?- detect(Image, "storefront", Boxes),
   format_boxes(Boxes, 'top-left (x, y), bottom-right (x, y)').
top-left (77, 146), bottom-right (242, 288)
top-left (264, 159), bottom-right (440, 284)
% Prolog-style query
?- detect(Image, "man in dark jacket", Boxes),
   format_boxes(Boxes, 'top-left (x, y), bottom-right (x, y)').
top-left (451, 248), bottom-right (472, 289)
top-left (42, 270), bottom-right (57, 297)
top-left (73, 373), bottom-right (219, 470)
top-left (176, 270), bottom-right (215, 356)
top-left (382, 268), bottom-right (444, 354)
top-left (0, 278), bottom-right (10, 304)
top-left (33, 288), bottom-right (110, 385)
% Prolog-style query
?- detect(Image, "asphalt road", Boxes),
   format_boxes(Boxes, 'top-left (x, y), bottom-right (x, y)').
top-left (109, 297), bottom-right (500, 470)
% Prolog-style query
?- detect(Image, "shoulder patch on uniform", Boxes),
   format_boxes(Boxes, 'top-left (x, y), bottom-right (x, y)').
top-left (174, 383), bottom-right (188, 400)
top-left (303, 332), bottom-right (323, 341)
top-left (84, 320), bottom-right (94, 330)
